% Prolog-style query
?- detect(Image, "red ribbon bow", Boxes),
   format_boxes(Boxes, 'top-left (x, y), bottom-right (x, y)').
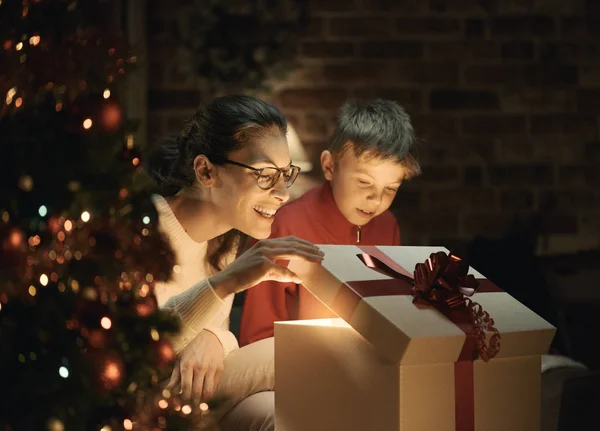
top-left (358, 250), bottom-right (501, 362)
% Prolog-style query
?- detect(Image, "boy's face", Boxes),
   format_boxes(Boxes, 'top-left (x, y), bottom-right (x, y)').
top-left (321, 148), bottom-right (406, 226)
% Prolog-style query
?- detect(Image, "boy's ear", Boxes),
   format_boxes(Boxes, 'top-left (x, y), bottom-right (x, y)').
top-left (320, 150), bottom-right (335, 181)
top-left (193, 155), bottom-right (217, 187)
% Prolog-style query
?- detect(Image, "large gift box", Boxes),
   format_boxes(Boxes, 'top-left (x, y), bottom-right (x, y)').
top-left (275, 245), bottom-right (556, 431)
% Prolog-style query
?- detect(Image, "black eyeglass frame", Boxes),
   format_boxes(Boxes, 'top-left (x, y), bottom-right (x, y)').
top-left (222, 159), bottom-right (301, 190)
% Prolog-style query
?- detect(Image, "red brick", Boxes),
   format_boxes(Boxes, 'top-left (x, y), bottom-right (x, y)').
top-left (462, 116), bottom-right (527, 135)
top-left (427, 189), bottom-right (496, 211)
top-left (540, 42), bottom-right (600, 62)
top-left (463, 166), bottom-right (484, 186)
top-left (352, 88), bottom-right (422, 111)
top-left (491, 15), bottom-right (556, 37)
top-left (395, 18), bottom-right (461, 36)
top-left (310, 0), bottom-right (358, 12)
top-left (580, 64), bottom-right (600, 87)
top-left (561, 16), bottom-right (600, 38)
top-left (489, 165), bottom-right (555, 186)
top-left (359, 40), bottom-right (423, 59)
top-left (500, 89), bottom-right (575, 113)
top-left (301, 42), bottom-right (355, 58)
top-left (305, 17), bottom-right (325, 38)
top-left (426, 41), bottom-right (500, 60)
top-left (539, 190), bottom-right (599, 212)
top-left (462, 214), bottom-right (516, 236)
top-left (429, 0), bottom-right (496, 13)
top-left (426, 138), bottom-right (496, 163)
top-left (496, 139), bottom-right (533, 162)
top-left (577, 90), bottom-right (600, 112)
top-left (465, 19), bottom-right (486, 38)
top-left (530, 115), bottom-right (597, 137)
top-left (323, 62), bottom-right (395, 83)
top-left (584, 141), bottom-right (600, 161)
top-left (279, 88), bottom-right (348, 109)
top-left (532, 138), bottom-right (584, 163)
top-left (396, 62), bottom-right (459, 84)
top-left (418, 166), bottom-right (460, 184)
top-left (500, 190), bottom-right (535, 210)
top-left (360, 0), bottom-right (426, 12)
top-left (558, 166), bottom-right (586, 186)
top-left (544, 215), bottom-right (579, 234)
top-left (464, 65), bottom-right (521, 85)
top-left (411, 115), bottom-right (458, 137)
top-left (329, 17), bottom-right (393, 38)
top-left (521, 65), bottom-right (579, 86)
top-left (430, 90), bottom-right (499, 110)
top-left (148, 91), bottom-right (202, 110)
top-left (501, 42), bottom-right (535, 60)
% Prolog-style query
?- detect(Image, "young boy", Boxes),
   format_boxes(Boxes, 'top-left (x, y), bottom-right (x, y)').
top-left (239, 99), bottom-right (421, 346)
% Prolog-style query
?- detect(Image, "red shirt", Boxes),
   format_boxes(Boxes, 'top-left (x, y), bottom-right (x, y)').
top-left (239, 182), bottom-right (401, 346)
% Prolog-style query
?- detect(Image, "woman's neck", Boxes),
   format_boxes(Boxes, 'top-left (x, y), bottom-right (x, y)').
top-left (166, 189), bottom-right (231, 243)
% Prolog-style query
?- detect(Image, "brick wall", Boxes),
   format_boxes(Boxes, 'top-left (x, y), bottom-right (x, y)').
top-left (147, 0), bottom-right (600, 255)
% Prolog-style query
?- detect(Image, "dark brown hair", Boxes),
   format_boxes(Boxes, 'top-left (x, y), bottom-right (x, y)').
top-left (145, 95), bottom-right (287, 272)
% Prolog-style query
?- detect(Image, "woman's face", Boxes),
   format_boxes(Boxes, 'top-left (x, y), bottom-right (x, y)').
top-left (212, 133), bottom-right (293, 239)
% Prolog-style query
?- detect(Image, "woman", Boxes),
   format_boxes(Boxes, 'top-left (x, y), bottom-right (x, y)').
top-left (144, 95), bottom-right (323, 430)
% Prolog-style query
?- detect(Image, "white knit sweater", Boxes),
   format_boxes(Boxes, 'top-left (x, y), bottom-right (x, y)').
top-left (152, 195), bottom-right (239, 356)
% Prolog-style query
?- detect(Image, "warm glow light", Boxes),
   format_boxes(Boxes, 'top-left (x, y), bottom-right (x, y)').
top-left (100, 317), bottom-right (112, 330)
top-left (142, 216), bottom-right (150, 225)
top-left (132, 157), bottom-right (140, 166)
top-left (150, 328), bottom-right (160, 341)
top-left (39, 274), bottom-right (49, 286)
top-left (28, 285), bottom-right (36, 296)
top-left (199, 402), bottom-right (209, 412)
top-left (181, 405), bottom-right (192, 415)
top-left (158, 399), bottom-right (168, 409)
top-left (173, 265), bottom-right (181, 274)
top-left (64, 220), bottom-right (73, 231)
top-left (104, 361), bottom-right (121, 381)
top-left (15, 97), bottom-right (22, 108)
top-left (81, 211), bottom-right (91, 222)
top-left (15, 42), bottom-right (23, 51)
top-left (29, 35), bottom-right (40, 46)
top-left (100, 426), bottom-right (112, 431)
top-left (38, 205), bottom-right (47, 217)
top-left (103, 88), bottom-right (111, 99)
top-left (123, 419), bottom-right (133, 430)
top-left (59, 366), bottom-right (69, 378)
top-left (83, 118), bottom-right (92, 129)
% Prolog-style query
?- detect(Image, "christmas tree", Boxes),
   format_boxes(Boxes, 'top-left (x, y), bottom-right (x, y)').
top-left (0, 1), bottom-right (213, 429)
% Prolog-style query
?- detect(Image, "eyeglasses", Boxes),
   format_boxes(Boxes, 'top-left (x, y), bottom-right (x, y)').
top-left (223, 159), bottom-right (301, 190)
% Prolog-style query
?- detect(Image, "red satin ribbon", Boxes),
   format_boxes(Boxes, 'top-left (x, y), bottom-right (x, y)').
top-left (330, 246), bottom-right (502, 431)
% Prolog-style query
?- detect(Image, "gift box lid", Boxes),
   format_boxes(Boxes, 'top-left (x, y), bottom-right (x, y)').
top-left (289, 245), bottom-right (556, 365)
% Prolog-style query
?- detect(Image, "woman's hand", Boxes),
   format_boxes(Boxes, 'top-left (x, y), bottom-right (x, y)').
top-left (166, 330), bottom-right (224, 401)
top-left (209, 236), bottom-right (323, 298)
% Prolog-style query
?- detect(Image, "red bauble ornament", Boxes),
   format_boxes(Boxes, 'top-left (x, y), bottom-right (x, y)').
top-left (154, 339), bottom-right (175, 368)
top-left (98, 99), bottom-right (123, 132)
